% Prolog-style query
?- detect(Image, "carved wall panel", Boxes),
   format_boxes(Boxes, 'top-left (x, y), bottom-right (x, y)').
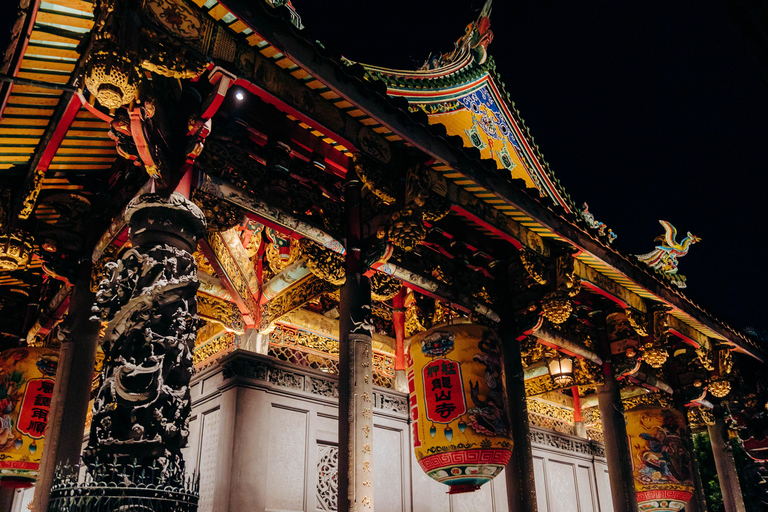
top-left (374, 426), bottom-right (403, 512)
top-left (266, 406), bottom-right (308, 511)
top-left (316, 444), bottom-right (338, 512)
top-left (198, 409), bottom-right (221, 512)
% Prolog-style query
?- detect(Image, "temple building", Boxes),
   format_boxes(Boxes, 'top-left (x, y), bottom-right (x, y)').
top-left (0, 0), bottom-right (765, 511)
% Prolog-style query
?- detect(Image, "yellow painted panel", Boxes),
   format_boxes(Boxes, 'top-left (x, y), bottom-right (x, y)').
top-left (228, 20), bottom-right (247, 33)
top-left (25, 45), bottom-right (80, 59)
top-left (335, 100), bottom-right (353, 109)
top-left (2, 107), bottom-right (55, 117)
top-left (16, 72), bottom-right (68, 83)
top-left (51, 155), bottom-right (114, 162)
top-left (0, 138), bottom-right (41, 145)
top-left (55, 147), bottom-right (114, 154)
top-left (207, 4), bottom-right (228, 20)
top-left (8, 96), bottom-right (59, 106)
top-left (305, 80), bottom-right (325, 90)
top-left (36, 11), bottom-right (94, 30)
top-left (1, 117), bottom-right (50, 126)
top-left (320, 90), bottom-right (339, 100)
top-left (291, 69), bottom-right (310, 80)
top-left (71, 120), bottom-right (106, 128)
top-left (246, 33), bottom-right (265, 46)
top-left (42, 0), bottom-right (93, 14)
top-left (0, 128), bottom-right (45, 135)
top-left (48, 163), bottom-right (110, 169)
top-left (61, 138), bottom-right (113, 146)
top-left (20, 58), bottom-right (75, 72)
top-left (430, 106), bottom-right (536, 190)
top-left (0, 155), bottom-right (31, 162)
top-left (275, 58), bottom-right (296, 70)
top-left (8, 84), bottom-right (62, 96)
top-left (29, 29), bottom-right (79, 44)
top-left (63, 130), bottom-right (107, 137)
top-left (0, 147), bottom-right (35, 153)
top-left (259, 46), bottom-right (280, 59)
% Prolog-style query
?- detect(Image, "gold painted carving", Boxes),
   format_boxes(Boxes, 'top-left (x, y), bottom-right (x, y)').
top-left (540, 253), bottom-right (580, 324)
top-left (622, 391), bottom-right (674, 411)
top-left (353, 153), bottom-right (396, 204)
top-left (18, 169), bottom-right (46, 220)
top-left (519, 248), bottom-right (549, 285)
top-left (265, 238), bottom-right (301, 273)
top-left (91, 243), bottom-right (120, 292)
top-left (300, 239), bottom-right (345, 286)
top-left (386, 207), bottom-right (426, 252)
top-left (192, 189), bottom-right (245, 232)
top-left (193, 331), bottom-right (236, 365)
top-left (0, 230), bottom-right (34, 271)
top-left (193, 248), bottom-right (217, 277)
top-left (687, 406), bottom-right (715, 432)
top-left (197, 293), bottom-right (245, 333)
top-left (260, 275), bottom-right (334, 330)
top-left (624, 308), bottom-right (649, 337)
top-left (369, 272), bottom-right (401, 302)
top-left (207, 232), bottom-right (258, 320)
top-left (527, 398), bottom-right (574, 424)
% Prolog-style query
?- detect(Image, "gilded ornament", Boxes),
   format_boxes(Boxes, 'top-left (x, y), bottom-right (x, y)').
top-left (541, 291), bottom-right (572, 324)
top-left (642, 345), bottom-right (669, 369)
top-left (353, 153), bottom-right (396, 204)
top-left (191, 190), bottom-right (245, 232)
top-left (300, 239), bottom-right (346, 286)
top-left (84, 51), bottom-right (139, 109)
top-left (387, 208), bottom-right (427, 252)
top-left (90, 243), bottom-right (120, 292)
top-left (622, 391), bottom-right (674, 411)
top-left (709, 379), bottom-right (731, 398)
top-left (369, 272), bottom-right (401, 302)
top-left (265, 237), bottom-right (302, 272)
top-left (193, 249), bottom-right (216, 277)
top-left (624, 308), bottom-right (649, 337)
top-left (0, 230), bottom-right (34, 271)
top-left (518, 248), bottom-right (548, 285)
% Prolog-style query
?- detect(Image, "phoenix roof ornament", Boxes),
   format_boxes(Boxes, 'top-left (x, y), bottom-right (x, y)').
top-left (636, 220), bottom-right (700, 288)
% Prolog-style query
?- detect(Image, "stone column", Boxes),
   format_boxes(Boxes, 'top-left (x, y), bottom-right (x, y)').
top-left (338, 169), bottom-right (374, 512)
top-left (708, 415), bottom-right (746, 512)
top-left (50, 193), bottom-right (206, 512)
top-left (500, 315), bottom-right (538, 512)
top-left (31, 263), bottom-right (101, 512)
top-left (596, 357), bottom-right (639, 512)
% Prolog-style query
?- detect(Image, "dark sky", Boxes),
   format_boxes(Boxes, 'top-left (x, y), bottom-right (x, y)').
top-left (290, 0), bottom-right (768, 334)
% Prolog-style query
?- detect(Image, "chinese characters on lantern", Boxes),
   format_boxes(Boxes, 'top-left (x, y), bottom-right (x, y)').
top-left (18, 379), bottom-right (54, 438)
top-left (422, 359), bottom-right (466, 424)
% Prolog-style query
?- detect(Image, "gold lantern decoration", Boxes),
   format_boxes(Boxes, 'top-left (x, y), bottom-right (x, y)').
top-left (407, 322), bottom-right (513, 494)
top-left (0, 231), bottom-right (33, 271)
top-left (624, 395), bottom-right (694, 511)
top-left (707, 346), bottom-right (733, 399)
top-left (0, 348), bottom-right (58, 488)
top-left (642, 344), bottom-right (669, 369)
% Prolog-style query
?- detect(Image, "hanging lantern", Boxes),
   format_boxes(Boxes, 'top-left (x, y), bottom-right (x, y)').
top-left (0, 348), bottom-right (58, 488)
top-left (642, 343), bottom-right (669, 369)
top-left (407, 322), bottom-right (512, 494)
top-left (547, 354), bottom-right (574, 387)
top-left (624, 397), bottom-right (695, 512)
top-left (707, 346), bottom-right (732, 399)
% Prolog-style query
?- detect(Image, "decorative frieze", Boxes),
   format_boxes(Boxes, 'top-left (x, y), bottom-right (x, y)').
top-left (220, 355), bottom-right (407, 415)
top-left (528, 428), bottom-right (605, 458)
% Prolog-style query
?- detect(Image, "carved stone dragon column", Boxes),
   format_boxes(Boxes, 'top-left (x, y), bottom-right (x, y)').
top-left (85, 192), bottom-right (205, 490)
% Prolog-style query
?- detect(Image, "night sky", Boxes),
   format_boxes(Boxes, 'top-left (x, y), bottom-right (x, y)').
top-left (290, 0), bottom-right (768, 335)
top-left (1, 1), bottom-right (765, 333)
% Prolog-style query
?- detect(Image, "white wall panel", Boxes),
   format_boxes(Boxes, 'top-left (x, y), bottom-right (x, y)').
top-left (266, 406), bottom-right (308, 512)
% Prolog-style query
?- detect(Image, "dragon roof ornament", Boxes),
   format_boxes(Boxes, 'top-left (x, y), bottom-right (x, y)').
top-left (419, 0), bottom-right (494, 72)
top-left (636, 220), bottom-right (700, 289)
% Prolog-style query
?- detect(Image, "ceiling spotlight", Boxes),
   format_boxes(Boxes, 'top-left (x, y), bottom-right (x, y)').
top-left (235, 90), bottom-right (244, 101)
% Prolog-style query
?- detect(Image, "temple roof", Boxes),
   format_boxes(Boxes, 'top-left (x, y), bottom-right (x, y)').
top-left (0, 0), bottom-right (762, 361)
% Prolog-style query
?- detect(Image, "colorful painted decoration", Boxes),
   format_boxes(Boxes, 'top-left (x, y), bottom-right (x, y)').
top-left (0, 348), bottom-right (58, 487)
top-left (407, 323), bottom-right (512, 494)
top-left (625, 406), bottom-right (695, 511)
top-left (636, 220), bottom-right (700, 288)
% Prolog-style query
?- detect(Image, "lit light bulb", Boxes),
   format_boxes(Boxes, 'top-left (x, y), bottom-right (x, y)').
top-left (235, 91), bottom-right (244, 101)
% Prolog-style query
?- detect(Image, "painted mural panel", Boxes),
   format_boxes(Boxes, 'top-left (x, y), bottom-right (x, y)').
top-left (0, 348), bottom-right (57, 486)
top-left (625, 407), bottom-right (694, 512)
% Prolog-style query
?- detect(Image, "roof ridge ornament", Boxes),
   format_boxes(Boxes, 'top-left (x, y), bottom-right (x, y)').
top-left (419, 0), bottom-right (494, 71)
top-left (636, 220), bottom-right (700, 288)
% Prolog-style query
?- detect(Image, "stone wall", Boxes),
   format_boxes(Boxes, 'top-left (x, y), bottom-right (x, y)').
top-left (186, 349), bottom-right (612, 512)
